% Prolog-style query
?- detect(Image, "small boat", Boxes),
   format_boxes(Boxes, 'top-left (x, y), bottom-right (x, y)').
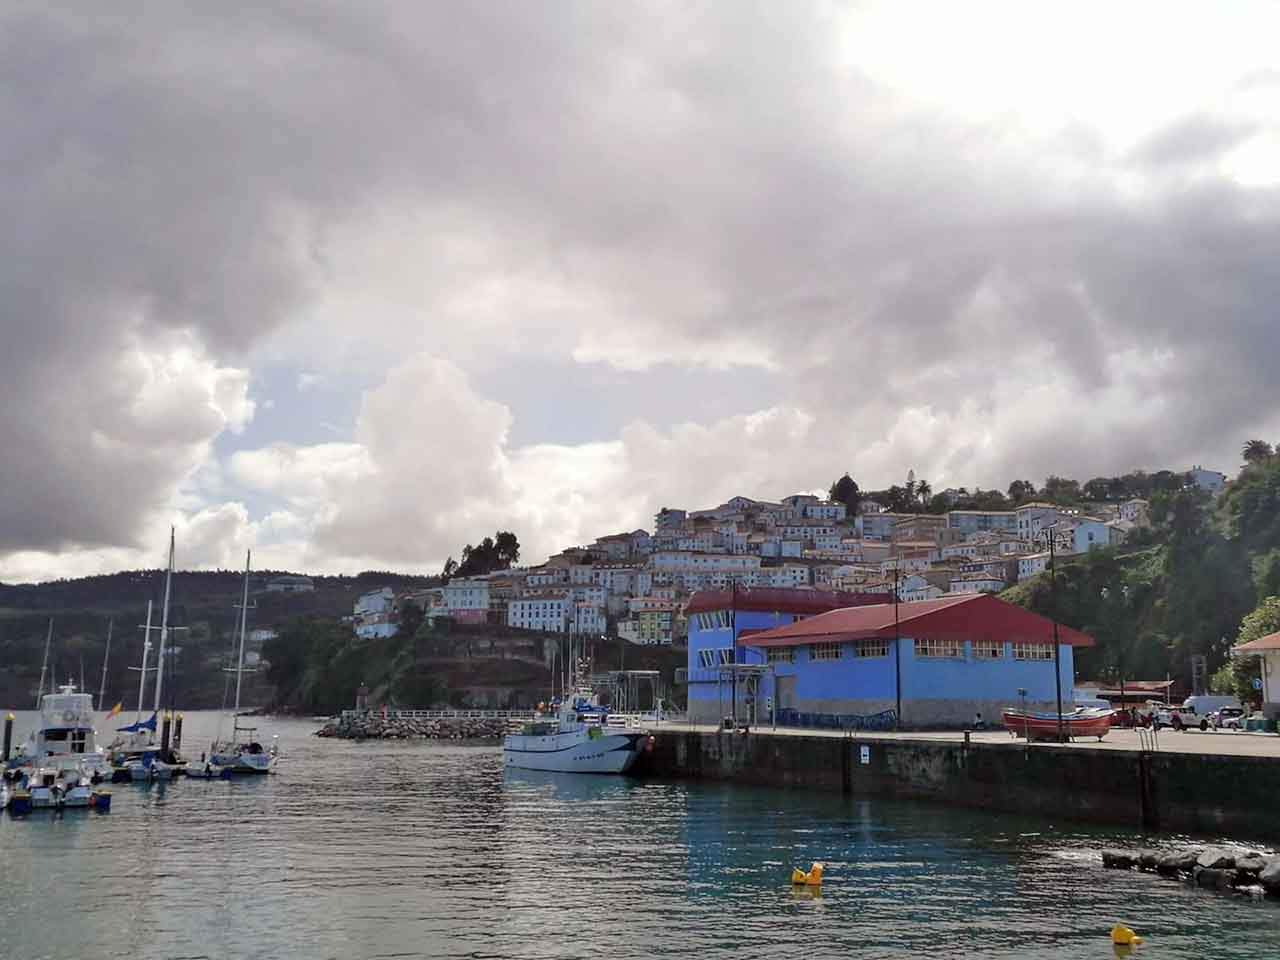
top-left (504, 690), bottom-right (647, 774)
top-left (21, 761), bottom-right (111, 811)
top-left (1002, 706), bottom-right (1113, 741)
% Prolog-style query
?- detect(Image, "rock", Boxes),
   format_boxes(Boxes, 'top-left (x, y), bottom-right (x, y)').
top-left (1196, 867), bottom-right (1235, 890)
top-left (1157, 851), bottom-right (1199, 875)
top-left (1103, 850), bottom-right (1137, 869)
top-left (1197, 847), bottom-right (1236, 871)
top-left (1236, 855), bottom-right (1266, 877)
top-left (1139, 849), bottom-right (1160, 870)
top-left (1259, 857), bottom-right (1280, 893)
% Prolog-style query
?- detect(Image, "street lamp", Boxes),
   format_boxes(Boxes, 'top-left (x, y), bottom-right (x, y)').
top-left (1101, 584), bottom-right (1130, 719)
top-left (1039, 527), bottom-right (1064, 741)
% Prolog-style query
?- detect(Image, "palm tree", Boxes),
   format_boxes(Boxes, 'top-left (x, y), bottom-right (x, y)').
top-left (1242, 439), bottom-right (1273, 463)
top-left (916, 480), bottom-right (932, 505)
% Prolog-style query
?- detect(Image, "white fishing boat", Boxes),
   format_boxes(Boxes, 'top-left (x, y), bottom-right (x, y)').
top-left (503, 690), bottom-right (647, 775)
top-left (206, 551), bottom-right (277, 775)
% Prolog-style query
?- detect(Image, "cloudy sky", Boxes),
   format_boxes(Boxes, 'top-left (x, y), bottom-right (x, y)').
top-left (3, 2), bottom-right (1279, 581)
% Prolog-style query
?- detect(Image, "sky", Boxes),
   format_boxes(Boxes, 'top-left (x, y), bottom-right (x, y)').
top-left (3, 2), bottom-right (1279, 582)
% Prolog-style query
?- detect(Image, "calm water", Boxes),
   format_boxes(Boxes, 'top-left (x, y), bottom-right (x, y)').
top-left (1, 710), bottom-right (1278, 959)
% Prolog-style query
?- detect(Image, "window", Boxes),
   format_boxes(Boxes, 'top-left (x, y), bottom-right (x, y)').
top-left (914, 637), bottom-right (962, 658)
top-left (766, 647), bottom-right (794, 664)
top-left (716, 647), bottom-right (736, 665)
top-left (854, 639), bottom-right (888, 658)
top-left (973, 640), bottom-right (1003, 660)
top-left (698, 649), bottom-right (715, 668)
top-left (810, 641), bottom-right (842, 661)
top-left (1014, 642), bottom-right (1054, 661)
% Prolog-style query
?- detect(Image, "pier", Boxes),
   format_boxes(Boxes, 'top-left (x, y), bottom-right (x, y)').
top-left (639, 725), bottom-right (1280, 843)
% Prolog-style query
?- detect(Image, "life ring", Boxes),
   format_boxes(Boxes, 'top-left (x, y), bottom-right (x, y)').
top-left (62, 710), bottom-right (77, 723)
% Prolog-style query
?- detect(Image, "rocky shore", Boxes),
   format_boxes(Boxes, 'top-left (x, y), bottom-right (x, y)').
top-left (1102, 845), bottom-right (1280, 896)
top-left (316, 714), bottom-right (509, 740)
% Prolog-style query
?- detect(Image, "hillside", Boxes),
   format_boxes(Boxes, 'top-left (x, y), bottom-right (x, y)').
top-left (0, 570), bottom-right (436, 710)
top-left (1004, 453), bottom-right (1280, 697)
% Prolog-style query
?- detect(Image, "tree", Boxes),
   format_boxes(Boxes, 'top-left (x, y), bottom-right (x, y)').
top-left (1042, 475), bottom-right (1081, 504)
top-left (1215, 597), bottom-right (1280, 703)
top-left (1255, 550), bottom-right (1280, 606)
top-left (916, 480), bottom-right (932, 505)
top-left (1082, 477), bottom-right (1112, 502)
top-left (442, 557), bottom-right (457, 579)
top-left (1242, 439), bottom-right (1273, 463)
top-left (1007, 480), bottom-right (1036, 504)
top-left (494, 531), bottom-right (520, 567)
top-left (828, 474), bottom-right (861, 514)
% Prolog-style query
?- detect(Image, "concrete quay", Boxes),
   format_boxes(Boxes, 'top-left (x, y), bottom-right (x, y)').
top-left (638, 724), bottom-right (1280, 843)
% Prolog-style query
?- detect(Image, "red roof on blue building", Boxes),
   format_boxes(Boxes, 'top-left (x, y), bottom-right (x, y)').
top-left (741, 593), bottom-right (1095, 647)
top-left (683, 587), bottom-right (883, 617)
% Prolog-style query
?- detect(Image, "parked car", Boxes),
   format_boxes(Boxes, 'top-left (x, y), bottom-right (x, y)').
top-left (1152, 705), bottom-right (1191, 730)
top-left (1207, 707), bottom-right (1245, 730)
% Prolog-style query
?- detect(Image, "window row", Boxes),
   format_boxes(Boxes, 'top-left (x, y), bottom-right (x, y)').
top-left (692, 611), bottom-right (732, 632)
top-left (696, 647), bottom-right (737, 668)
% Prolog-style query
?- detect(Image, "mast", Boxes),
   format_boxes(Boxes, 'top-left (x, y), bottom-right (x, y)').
top-left (133, 601), bottom-right (154, 723)
top-left (152, 526), bottom-right (175, 714)
top-left (234, 549), bottom-right (251, 714)
top-left (97, 619), bottom-right (113, 712)
top-left (35, 619), bottom-right (52, 708)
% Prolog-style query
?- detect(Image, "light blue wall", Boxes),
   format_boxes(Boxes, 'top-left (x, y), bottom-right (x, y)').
top-left (686, 609), bottom-right (800, 705)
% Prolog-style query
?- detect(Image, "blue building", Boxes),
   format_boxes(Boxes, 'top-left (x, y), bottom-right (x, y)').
top-left (684, 591), bottom-right (1091, 728)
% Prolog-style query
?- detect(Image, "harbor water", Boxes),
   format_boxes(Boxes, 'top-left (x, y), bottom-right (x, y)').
top-left (1, 711), bottom-right (1278, 959)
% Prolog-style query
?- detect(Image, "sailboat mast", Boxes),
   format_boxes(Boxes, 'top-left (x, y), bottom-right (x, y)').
top-left (152, 526), bottom-right (175, 714)
top-left (97, 619), bottom-right (113, 712)
top-left (35, 619), bottom-right (52, 708)
top-left (234, 549), bottom-right (251, 714)
top-left (136, 601), bottom-right (153, 723)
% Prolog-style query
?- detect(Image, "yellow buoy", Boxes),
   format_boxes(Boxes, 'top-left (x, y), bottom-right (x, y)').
top-left (1110, 924), bottom-right (1142, 946)
top-left (791, 862), bottom-right (824, 886)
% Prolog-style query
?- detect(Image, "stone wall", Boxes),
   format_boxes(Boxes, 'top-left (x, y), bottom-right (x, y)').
top-left (639, 730), bottom-right (1280, 843)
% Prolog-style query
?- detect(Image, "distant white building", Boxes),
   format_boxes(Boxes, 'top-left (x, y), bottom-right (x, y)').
top-left (1015, 503), bottom-right (1060, 541)
top-left (355, 587), bottom-right (394, 618)
top-left (266, 575), bottom-right (314, 593)
top-left (1017, 552), bottom-right (1051, 581)
top-left (507, 593), bottom-right (570, 632)
top-left (1188, 466), bottom-right (1228, 495)
top-left (443, 577), bottom-right (490, 624)
top-left (949, 574), bottom-right (1005, 594)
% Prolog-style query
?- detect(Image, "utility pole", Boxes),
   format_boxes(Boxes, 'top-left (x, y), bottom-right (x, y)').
top-left (730, 578), bottom-right (738, 726)
top-left (893, 564), bottom-right (902, 728)
top-left (1047, 529), bottom-right (1063, 742)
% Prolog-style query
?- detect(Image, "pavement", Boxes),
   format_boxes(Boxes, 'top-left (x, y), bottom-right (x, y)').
top-left (659, 721), bottom-right (1280, 759)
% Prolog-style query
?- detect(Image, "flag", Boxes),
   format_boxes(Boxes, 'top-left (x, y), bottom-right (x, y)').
top-left (107, 702), bottom-right (123, 718)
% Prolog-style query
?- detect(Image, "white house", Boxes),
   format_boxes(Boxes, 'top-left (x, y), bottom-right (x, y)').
top-left (507, 593), bottom-right (570, 632)
top-left (355, 587), bottom-right (394, 618)
top-left (1187, 466), bottom-right (1228, 495)
top-left (949, 574), bottom-right (1006, 594)
top-left (1017, 552), bottom-right (1051, 581)
top-left (1015, 503), bottom-right (1060, 541)
top-left (443, 577), bottom-right (490, 623)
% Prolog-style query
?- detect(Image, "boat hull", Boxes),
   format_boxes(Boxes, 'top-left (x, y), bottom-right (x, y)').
top-left (503, 730), bottom-right (645, 774)
top-left (1002, 708), bottom-right (1113, 741)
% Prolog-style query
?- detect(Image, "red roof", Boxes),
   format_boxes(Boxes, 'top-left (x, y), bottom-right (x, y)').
top-left (683, 587), bottom-right (883, 617)
top-left (1234, 630), bottom-right (1280, 654)
top-left (742, 593), bottom-right (1094, 648)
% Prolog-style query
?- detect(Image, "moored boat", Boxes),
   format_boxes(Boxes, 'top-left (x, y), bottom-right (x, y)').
top-left (504, 691), bottom-right (647, 774)
top-left (1002, 706), bottom-right (1114, 742)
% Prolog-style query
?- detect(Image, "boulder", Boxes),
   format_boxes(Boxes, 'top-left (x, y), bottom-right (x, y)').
top-left (1196, 867), bottom-right (1235, 890)
top-left (1102, 850), bottom-right (1137, 869)
top-left (1157, 851), bottom-right (1199, 875)
top-left (1197, 847), bottom-right (1236, 871)
top-left (1138, 849), bottom-right (1160, 870)
top-left (1259, 857), bottom-right (1280, 894)
top-left (1236, 854), bottom-right (1266, 877)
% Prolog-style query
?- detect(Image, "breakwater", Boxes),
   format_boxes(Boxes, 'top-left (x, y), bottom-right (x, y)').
top-left (317, 714), bottom-right (509, 740)
top-left (639, 729), bottom-right (1280, 843)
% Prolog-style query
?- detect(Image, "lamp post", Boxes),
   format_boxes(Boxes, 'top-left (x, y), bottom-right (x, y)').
top-left (893, 564), bottom-right (902, 729)
top-left (1041, 527), bottom-right (1064, 742)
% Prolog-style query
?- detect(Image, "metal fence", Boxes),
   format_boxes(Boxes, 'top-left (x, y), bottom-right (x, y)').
top-left (775, 708), bottom-right (899, 732)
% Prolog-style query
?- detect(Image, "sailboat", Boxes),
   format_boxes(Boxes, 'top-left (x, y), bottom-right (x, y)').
top-left (206, 551), bottom-right (276, 775)
top-left (107, 528), bottom-right (186, 780)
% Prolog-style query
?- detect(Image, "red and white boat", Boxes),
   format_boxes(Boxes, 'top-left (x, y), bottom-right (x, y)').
top-left (1002, 706), bottom-right (1113, 742)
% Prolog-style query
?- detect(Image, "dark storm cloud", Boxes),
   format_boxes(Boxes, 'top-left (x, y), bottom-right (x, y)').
top-left (2, 2), bottom-right (1278, 565)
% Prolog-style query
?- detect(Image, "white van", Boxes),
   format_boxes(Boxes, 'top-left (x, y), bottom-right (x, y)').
top-left (1181, 695), bottom-right (1242, 716)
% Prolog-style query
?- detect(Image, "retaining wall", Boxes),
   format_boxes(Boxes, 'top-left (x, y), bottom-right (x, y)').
top-left (638, 730), bottom-right (1280, 842)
